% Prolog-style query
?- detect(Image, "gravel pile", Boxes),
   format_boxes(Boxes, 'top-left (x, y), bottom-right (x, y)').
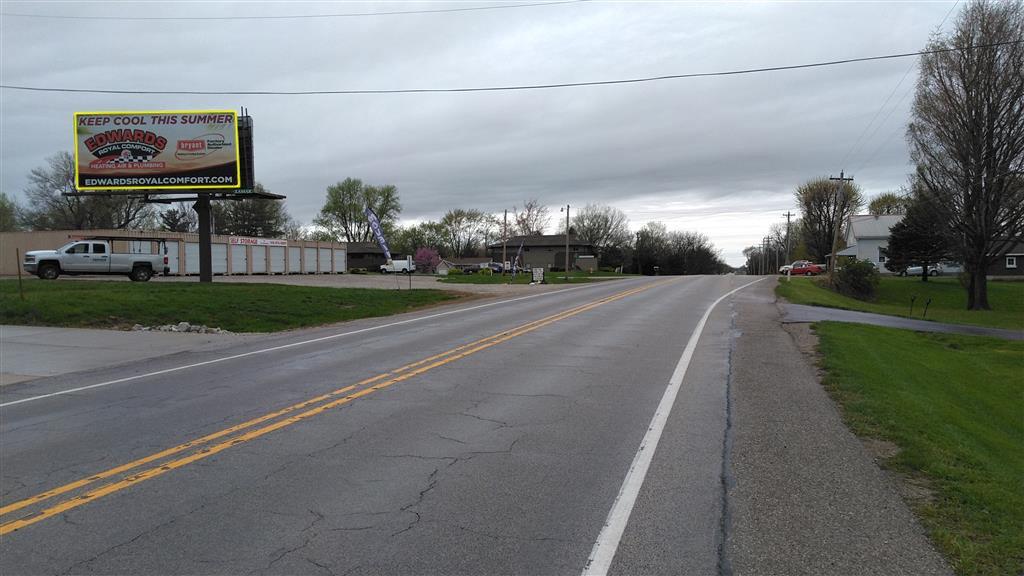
top-left (131, 322), bottom-right (231, 334)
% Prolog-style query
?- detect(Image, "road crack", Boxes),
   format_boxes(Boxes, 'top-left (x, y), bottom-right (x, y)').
top-left (717, 304), bottom-right (740, 576)
top-left (390, 467), bottom-right (441, 537)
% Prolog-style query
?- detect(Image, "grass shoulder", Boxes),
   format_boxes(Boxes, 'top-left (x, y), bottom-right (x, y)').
top-left (814, 322), bottom-right (1023, 576)
top-left (0, 279), bottom-right (461, 332)
top-left (776, 276), bottom-right (1024, 330)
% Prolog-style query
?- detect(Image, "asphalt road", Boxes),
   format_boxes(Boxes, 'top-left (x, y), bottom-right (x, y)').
top-left (0, 275), bottom-right (946, 575)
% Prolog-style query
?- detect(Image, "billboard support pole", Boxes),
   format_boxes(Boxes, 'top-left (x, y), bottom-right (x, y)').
top-left (194, 194), bottom-right (213, 283)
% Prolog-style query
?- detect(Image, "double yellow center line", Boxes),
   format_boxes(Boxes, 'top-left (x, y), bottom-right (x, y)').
top-left (0, 280), bottom-right (665, 535)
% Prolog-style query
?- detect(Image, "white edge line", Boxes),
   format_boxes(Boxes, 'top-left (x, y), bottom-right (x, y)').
top-left (0, 281), bottom-right (630, 408)
top-left (582, 277), bottom-right (765, 576)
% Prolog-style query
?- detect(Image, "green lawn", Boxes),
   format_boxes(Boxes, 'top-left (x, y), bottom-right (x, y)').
top-left (0, 279), bottom-right (459, 332)
top-left (776, 276), bottom-right (1024, 330)
top-left (439, 270), bottom-right (633, 284)
top-left (815, 322), bottom-right (1024, 576)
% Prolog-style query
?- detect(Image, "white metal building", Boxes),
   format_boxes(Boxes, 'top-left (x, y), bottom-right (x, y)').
top-left (836, 214), bottom-right (903, 271)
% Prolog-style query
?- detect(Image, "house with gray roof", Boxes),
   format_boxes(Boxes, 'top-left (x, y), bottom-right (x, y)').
top-left (836, 214), bottom-right (903, 272)
top-left (487, 234), bottom-right (595, 271)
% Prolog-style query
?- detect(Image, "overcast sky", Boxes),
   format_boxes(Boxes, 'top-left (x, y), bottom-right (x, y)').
top-left (1, 1), bottom-right (958, 265)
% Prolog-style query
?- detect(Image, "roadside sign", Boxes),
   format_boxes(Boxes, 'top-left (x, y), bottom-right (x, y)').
top-left (229, 236), bottom-right (288, 247)
top-left (532, 267), bottom-right (544, 283)
top-left (74, 110), bottom-right (241, 191)
top-left (364, 207), bottom-right (392, 261)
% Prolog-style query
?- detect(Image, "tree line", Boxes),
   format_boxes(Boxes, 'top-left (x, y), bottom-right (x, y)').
top-left (309, 178), bottom-right (728, 274)
top-left (3, 158), bottom-right (729, 275)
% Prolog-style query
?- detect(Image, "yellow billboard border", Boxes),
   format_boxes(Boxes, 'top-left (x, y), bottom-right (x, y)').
top-left (73, 110), bottom-right (242, 191)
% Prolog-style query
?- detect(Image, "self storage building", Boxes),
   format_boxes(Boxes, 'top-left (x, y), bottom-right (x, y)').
top-left (0, 230), bottom-right (347, 277)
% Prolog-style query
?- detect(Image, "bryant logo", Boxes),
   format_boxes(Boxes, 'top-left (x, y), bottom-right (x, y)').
top-left (178, 140), bottom-right (206, 152)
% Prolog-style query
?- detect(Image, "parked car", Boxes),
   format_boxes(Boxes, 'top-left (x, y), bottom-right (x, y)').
top-left (789, 261), bottom-right (824, 276)
top-left (23, 239), bottom-right (168, 281)
top-left (902, 264), bottom-right (939, 277)
top-left (486, 262), bottom-right (504, 274)
top-left (900, 261), bottom-right (962, 277)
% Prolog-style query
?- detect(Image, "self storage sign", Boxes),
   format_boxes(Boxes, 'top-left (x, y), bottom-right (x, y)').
top-left (74, 110), bottom-right (241, 190)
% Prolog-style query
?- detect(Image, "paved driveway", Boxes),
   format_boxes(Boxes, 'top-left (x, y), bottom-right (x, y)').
top-left (780, 302), bottom-right (1023, 340)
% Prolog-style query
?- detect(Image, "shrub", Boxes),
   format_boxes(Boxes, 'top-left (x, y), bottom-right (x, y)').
top-left (414, 247), bottom-right (441, 274)
top-left (836, 259), bottom-right (880, 300)
top-left (349, 267), bottom-right (367, 275)
top-left (446, 268), bottom-right (463, 276)
top-left (479, 267), bottom-right (493, 276)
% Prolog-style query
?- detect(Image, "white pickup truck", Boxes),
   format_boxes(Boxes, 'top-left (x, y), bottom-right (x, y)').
top-left (23, 239), bottom-right (169, 282)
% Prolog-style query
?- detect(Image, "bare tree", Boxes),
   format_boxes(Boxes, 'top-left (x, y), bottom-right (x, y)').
top-left (20, 152), bottom-right (155, 230)
top-left (795, 177), bottom-right (864, 264)
top-left (566, 203), bottom-right (631, 262)
top-left (439, 209), bottom-right (491, 258)
top-left (160, 202), bottom-right (197, 233)
top-left (908, 0), bottom-right (1024, 310)
top-left (512, 199), bottom-right (550, 236)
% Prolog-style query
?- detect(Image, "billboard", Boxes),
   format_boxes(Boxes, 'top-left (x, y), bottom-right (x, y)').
top-left (74, 110), bottom-right (241, 191)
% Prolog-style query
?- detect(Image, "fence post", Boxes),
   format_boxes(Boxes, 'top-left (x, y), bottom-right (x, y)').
top-left (15, 248), bottom-right (25, 301)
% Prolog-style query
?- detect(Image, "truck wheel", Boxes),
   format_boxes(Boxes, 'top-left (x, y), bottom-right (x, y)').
top-left (805, 271), bottom-right (813, 276)
top-left (38, 263), bottom-right (60, 280)
top-left (130, 266), bottom-right (153, 282)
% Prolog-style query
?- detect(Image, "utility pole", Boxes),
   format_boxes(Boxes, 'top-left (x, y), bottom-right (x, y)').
top-left (762, 236), bottom-right (769, 275)
top-left (502, 209), bottom-right (508, 277)
top-left (560, 205), bottom-right (570, 281)
top-left (783, 210), bottom-right (793, 265)
top-left (759, 238), bottom-right (763, 275)
top-left (635, 231), bottom-right (641, 275)
top-left (829, 171), bottom-right (854, 283)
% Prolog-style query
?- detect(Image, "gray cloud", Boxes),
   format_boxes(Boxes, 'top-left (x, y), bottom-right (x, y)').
top-left (1, 1), bottom-right (953, 265)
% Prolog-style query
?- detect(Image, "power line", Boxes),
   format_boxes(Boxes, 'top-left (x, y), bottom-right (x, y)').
top-left (2, 40), bottom-right (1020, 97)
top-left (0, 0), bottom-right (584, 21)
top-left (851, 80), bottom-right (915, 173)
top-left (854, 115), bottom-right (910, 175)
top-left (838, 67), bottom-right (914, 170)
top-left (838, 0), bottom-right (959, 171)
